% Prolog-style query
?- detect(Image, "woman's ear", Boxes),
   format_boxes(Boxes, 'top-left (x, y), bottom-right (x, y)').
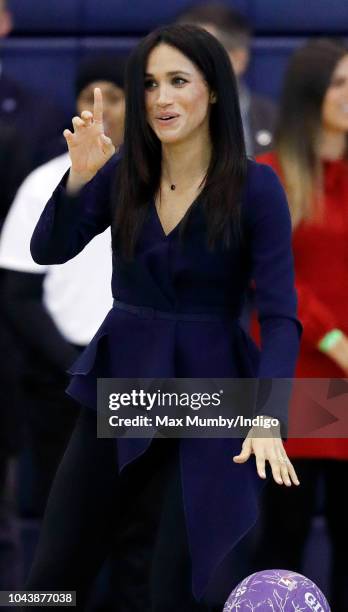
top-left (210, 91), bottom-right (217, 104)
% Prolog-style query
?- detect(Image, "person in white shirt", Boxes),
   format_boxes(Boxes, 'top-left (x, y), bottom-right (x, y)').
top-left (0, 53), bottom-right (125, 516)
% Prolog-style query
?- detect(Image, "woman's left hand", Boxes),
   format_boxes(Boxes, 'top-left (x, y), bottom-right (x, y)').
top-left (233, 417), bottom-right (300, 486)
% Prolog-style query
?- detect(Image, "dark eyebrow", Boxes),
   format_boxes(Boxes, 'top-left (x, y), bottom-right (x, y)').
top-left (144, 71), bottom-right (191, 77)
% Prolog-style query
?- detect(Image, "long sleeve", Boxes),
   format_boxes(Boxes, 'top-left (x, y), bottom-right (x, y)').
top-left (243, 162), bottom-right (303, 434)
top-left (251, 271), bottom-right (339, 349)
top-left (30, 153), bottom-right (120, 265)
top-left (245, 162), bottom-right (303, 378)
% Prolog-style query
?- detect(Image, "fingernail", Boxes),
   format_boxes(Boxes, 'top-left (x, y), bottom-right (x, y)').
top-left (261, 472), bottom-right (266, 478)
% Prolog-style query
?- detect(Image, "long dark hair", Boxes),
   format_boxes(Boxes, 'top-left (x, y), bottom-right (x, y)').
top-left (112, 24), bottom-right (247, 259)
top-left (276, 38), bottom-right (348, 226)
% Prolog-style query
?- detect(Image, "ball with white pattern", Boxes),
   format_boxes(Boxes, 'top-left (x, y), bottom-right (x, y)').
top-left (224, 569), bottom-right (330, 611)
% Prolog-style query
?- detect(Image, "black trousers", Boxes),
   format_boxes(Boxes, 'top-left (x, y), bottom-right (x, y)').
top-left (0, 456), bottom-right (21, 590)
top-left (253, 458), bottom-right (348, 612)
top-left (21, 360), bottom-right (81, 517)
top-left (26, 408), bottom-right (212, 611)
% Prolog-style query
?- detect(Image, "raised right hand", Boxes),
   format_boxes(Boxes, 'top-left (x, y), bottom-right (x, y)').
top-left (63, 87), bottom-right (116, 190)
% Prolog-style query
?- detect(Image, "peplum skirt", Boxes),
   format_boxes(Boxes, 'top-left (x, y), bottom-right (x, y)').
top-left (65, 300), bottom-right (264, 601)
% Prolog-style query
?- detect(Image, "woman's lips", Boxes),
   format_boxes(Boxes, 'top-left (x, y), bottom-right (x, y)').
top-left (155, 115), bottom-right (180, 127)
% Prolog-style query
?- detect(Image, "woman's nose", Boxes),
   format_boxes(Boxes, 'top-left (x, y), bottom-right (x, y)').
top-left (156, 84), bottom-right (173, 105)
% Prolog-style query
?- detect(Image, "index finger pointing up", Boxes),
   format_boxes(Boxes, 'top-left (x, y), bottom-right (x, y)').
top-left (93, 87), bottom-right (104, 125)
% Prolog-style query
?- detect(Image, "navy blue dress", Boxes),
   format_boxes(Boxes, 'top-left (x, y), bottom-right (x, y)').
top-left (30, 154), bottom-right (302, 600)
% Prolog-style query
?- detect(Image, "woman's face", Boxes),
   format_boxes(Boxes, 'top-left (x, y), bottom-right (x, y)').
top-left (77, 80), bottom-right (125, 146)
top-left (145, 43), bottom-right (214, 145)
top-left (321, 54), bottom-right (348, 133)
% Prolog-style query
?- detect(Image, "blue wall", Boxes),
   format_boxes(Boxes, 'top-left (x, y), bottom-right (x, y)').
top-left (1, 2), bottom-right (347, 122)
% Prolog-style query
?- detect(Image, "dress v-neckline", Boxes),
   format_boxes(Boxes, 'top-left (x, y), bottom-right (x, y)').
top-left (152, 196), bottom-right (201, 239)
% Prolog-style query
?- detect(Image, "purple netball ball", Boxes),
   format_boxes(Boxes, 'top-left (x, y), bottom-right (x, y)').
top-left (223, 569), bottom-right (331, 611)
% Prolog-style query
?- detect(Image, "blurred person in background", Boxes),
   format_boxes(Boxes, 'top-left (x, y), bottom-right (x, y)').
top-left (0, 0), bottom-right (67, 171)
top-left (0, 122), bottom-right (29, 228)
top-left (0, 129), bottom-right (28, 596)
top-left (0, 51), bottom-right (125, 603)
top-left (0, 1), bottom-right (41, 590)
top-left (253, 39), bottom-right (348, 612)
top-left (0, 55), bottom-right (125, 603)
top-left (176, 1), bottom-right (277, 156)
top-left (0, 54), bottom-right (125, 518)
top-left (0, 0), bottom-right (69, 588)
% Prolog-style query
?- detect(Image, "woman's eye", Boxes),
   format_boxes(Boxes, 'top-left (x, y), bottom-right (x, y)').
top-left (144, 80), bottom-right (157, 90)
top-left (144, 77), bottom-right (187, 89)
top-left (173, 77), bottom-right (187, 86)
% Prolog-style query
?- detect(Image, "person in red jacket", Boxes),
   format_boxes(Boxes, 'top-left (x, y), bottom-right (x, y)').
top-left (253, 39), bottom-right (348, 611)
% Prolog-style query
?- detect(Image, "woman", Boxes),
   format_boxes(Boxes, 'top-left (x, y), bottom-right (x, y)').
top-left (255, 39), bottom-right (348, 611)
top-left (27, 25), bottom-right (302, 610)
